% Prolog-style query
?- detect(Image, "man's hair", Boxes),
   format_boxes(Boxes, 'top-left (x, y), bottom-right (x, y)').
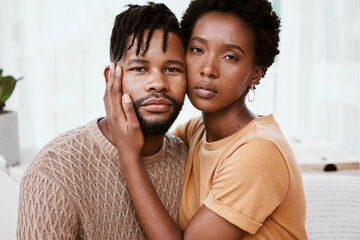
top-left (110, 2), bottom-right (185, 62)
top-left (181, 0), bottom-right (280, 76)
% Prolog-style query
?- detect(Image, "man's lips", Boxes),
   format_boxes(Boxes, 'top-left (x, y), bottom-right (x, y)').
top-left (141, 98), bottom-right (172, 112)
top-left (194, 82), bottom-right (217, 98)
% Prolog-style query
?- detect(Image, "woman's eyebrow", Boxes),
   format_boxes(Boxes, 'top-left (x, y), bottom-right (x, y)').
top-left (223, 43), bottom-right (245, 55)
top-left (189, 36), bottom-right (207, 43)
top-left (189, 36), bottom-right (245, 55)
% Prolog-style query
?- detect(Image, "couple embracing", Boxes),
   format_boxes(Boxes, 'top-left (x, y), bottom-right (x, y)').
top-left (17, 1), bottom-right (307, 239)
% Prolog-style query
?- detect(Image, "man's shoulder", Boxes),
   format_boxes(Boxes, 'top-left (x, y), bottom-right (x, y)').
top-left (42, 122), bottom-right (94, 152)
top-left (27, 120), bottom-right (99, 171)
top-left (163, 133), bottom-right (188, 161)
top-left (164, 133), bottom-right (188, 150)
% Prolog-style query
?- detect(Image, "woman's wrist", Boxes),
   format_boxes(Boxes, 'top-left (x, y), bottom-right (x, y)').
top-left (118, 151), bottom-right (142, 173)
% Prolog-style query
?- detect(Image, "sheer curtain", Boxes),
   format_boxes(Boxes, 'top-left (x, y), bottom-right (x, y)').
top-left (275, 0), bottom-right (360, 160)
top-left (1, 0), bottom-right (359, 160)
top-left (0, 0), bottom-right (196, 152)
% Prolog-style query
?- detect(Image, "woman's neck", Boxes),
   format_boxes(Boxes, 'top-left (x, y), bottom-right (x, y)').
top-left (202, 100), bottom-right (257, 142)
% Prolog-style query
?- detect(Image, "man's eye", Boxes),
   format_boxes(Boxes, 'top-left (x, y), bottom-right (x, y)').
top-left (131, 67), bottom-right (146, 72)
top-left (165, 68), bottom-right (181, 73)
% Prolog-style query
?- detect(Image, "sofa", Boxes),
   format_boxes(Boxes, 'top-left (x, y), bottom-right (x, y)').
top-left (302, 172), bottom-right (360, 239)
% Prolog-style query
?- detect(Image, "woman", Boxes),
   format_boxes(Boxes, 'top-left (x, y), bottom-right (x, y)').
top-left (105, 0), bottom-right (307, 239)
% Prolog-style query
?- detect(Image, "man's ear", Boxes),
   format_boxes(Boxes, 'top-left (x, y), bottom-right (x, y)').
top-left (104, 65), bottom-right (111, 83)
top-left (249, 66), bottom-right (265, 87)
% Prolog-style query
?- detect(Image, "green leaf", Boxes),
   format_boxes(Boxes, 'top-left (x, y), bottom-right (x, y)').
top-left (0, 76), bottom-right (21, 105)
top-left (0, 70), bottom-right (23, 112)
top-left (0, 76), bottom-right (16, 104)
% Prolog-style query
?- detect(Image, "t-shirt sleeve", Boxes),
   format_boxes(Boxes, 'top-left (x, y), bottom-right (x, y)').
top-left (17, 169), bottom-right (79, 239)
top-left (171, 117), bottom-right (203, 147)
top-left (203, 138), bottom-right (289, 234)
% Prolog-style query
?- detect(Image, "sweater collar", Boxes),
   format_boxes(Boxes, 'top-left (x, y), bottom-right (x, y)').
top-left (87, 118), bottom-right (165, 165)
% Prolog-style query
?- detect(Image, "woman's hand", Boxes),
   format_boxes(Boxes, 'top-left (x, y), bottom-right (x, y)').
top-left (103, 63), bottom-right (144, 168)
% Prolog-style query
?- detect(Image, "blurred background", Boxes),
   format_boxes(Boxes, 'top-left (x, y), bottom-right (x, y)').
top-left (0, 0), bottom-right (360, 238)
top-left (1, 0), bottom-right (360, 160)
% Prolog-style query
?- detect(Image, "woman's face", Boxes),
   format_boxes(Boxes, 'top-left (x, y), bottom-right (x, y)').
top-left (186, 12), bottom-right (263, 113)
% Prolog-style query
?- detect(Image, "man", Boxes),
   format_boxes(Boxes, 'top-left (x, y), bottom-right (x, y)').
top-left (17, 3), bottom-right (188, 239)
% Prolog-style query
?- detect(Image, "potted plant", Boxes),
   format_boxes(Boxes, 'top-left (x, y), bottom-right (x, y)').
top-left (0, 69), bottom-right (23, 166)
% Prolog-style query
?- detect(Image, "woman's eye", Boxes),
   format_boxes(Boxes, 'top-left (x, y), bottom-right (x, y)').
top-left (190, 47), bottom-right (203, 54)
top-left (224, 55), bottom-right (238, 61)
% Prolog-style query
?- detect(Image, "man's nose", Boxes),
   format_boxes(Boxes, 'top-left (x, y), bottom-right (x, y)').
top-left (145, 71), bottom-right (169, 92)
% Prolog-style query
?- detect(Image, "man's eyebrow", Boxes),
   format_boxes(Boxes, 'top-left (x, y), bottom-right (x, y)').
top-left (127, 59), bottom-right (184, 67)
top-left (127, 59), bottom-right (149, 65)
top-left (166, 60), bottom-right (184, 67)
top-left (223, 44), bottom-right (245, 55)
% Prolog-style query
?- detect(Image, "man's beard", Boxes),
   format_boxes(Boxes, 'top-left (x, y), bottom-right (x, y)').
top-left (133, 93), bottom-right (183, 136)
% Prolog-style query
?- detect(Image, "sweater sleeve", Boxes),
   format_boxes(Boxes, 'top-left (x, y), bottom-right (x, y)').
top-left (17, 169), bottom-right (79, 240)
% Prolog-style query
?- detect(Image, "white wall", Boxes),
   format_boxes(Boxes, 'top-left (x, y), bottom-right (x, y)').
top-left (1, 0), bottom-right (359, 160)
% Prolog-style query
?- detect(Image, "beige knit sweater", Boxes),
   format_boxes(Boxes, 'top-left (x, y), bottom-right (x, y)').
top-left (17, 119), bottom-right (188, 240)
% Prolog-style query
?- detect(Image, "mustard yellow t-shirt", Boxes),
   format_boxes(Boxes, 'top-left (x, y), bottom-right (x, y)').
top-left (173, 115), bottom-right (307, 239)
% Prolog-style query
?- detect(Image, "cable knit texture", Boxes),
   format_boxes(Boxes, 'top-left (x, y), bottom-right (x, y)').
top-left (17, 119), bottom-right (188, 240)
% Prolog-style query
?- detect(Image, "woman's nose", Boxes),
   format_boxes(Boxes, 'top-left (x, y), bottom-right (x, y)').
top-left (200, 56), bottom-right (219, 78)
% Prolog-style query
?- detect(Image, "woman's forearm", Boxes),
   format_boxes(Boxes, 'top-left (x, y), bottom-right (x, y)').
top-left (120, 154), bottom-right (183, 240)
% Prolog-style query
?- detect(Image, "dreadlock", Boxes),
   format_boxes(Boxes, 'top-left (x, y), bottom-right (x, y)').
top-left (181, 0), bottom-right (281, 77)
top-left (110, 2), bottom-right (185, 62)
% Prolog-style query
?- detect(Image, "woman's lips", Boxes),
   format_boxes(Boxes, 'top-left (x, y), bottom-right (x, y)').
top-left (141, 98), bottom-right (172, 112)
top-left (194, 82), bottom-right (217, 98)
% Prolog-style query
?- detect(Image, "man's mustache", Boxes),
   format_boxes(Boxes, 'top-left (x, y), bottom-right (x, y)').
top-left (133, 93), bottom-right (179, 108)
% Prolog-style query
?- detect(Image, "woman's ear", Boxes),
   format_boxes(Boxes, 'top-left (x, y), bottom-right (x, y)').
top-left (104, 65), bottom-right (111, 83)
top-left (250, 66), bottom-right (265, 86)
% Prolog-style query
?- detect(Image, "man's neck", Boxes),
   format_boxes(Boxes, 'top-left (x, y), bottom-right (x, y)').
top-left (97, 118), bottom-right (165, 157)
top-left (141, 135), bottom-right (165, 156)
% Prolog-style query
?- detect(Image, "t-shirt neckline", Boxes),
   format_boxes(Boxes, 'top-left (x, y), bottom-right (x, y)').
top-left (202, 114), bottom-right (274, 151)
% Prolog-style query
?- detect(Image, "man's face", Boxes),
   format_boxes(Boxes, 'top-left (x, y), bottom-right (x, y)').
top-left (119, 29), bottom-right (186, 136)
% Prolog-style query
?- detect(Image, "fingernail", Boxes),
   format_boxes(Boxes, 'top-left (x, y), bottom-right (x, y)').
top-left (123, 94), bottom-right (131, 103)
top-left (116, 65), bottom-right (120, 72)
top-left (109, 64), bottom-right (112, 77)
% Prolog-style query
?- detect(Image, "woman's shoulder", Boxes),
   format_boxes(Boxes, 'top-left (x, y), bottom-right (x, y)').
top-left (232, 114), bottom-right (287, 147)
top-left (171, 116), bottom-right (204, 145)
top-left (184, 116), bottom-right (204, 131)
